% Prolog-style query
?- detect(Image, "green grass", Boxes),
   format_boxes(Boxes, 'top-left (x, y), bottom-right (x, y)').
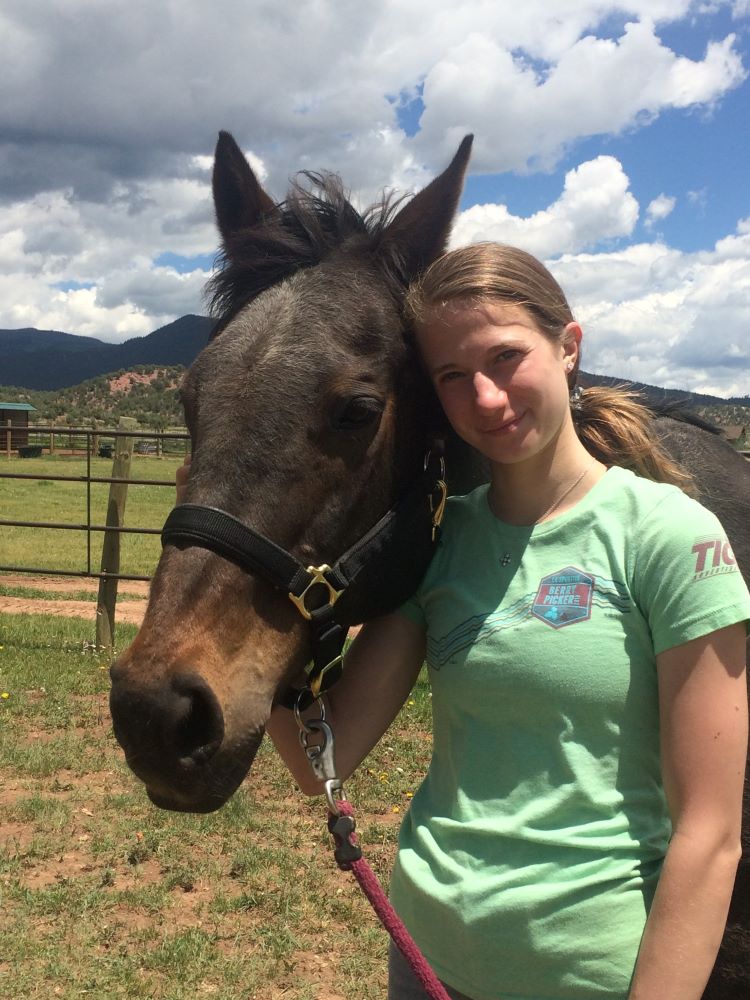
top-left (0, 612), bottom-right (433, 999)
top-left (0, 453), bottom-right (184, 577)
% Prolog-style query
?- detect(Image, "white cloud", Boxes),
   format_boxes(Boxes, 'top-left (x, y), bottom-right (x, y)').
top-left (451, 157), bottom-right (639, 256)
top-left (645, 193), bottom-right (677, 227)
top-left (0, 0), bottom-right (747, 396)
top-left (0, 161), bottom-right (214, 341)
top-left (552, 221), bottom-right (750, 396)
top-left (0, 1), bottom-right (744, 197)
top-left (414, 17), bottom-right (745, 172)
top-left (687, 188), bottom-right (708, 212)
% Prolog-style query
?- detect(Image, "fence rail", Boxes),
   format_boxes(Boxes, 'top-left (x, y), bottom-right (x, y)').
top-left (0, 424), bottom-right (189, 582)
top-left (2, 427), bottom-right (748, 584)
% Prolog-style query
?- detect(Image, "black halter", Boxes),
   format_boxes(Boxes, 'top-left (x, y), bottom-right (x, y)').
top-left (161, 454), bottom-right (447, 709)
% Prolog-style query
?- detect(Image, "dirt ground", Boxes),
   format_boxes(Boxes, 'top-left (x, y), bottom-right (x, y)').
top-left (0, 573), bottom-right (149, 625)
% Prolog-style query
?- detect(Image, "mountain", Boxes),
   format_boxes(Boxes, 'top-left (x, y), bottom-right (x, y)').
top-left (578, 372), bottom-right (750, 410)
top-left (0, 315), bottom-right (214, 390)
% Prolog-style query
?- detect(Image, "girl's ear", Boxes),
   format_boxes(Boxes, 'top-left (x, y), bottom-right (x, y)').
top-left (562, 321), bottom-right (582, 358)
top-left (562, 322), bottom-right (582, 386)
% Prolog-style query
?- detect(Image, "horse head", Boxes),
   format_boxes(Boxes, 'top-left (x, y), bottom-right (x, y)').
top-left (109, 132), bottom-right (472, 812)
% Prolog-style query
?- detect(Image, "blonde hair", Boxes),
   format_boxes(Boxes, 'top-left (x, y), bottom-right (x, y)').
top-left (405, 243), bottom-right (695, 493)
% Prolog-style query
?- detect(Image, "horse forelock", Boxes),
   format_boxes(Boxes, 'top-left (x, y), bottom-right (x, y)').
top-left (207, 173), bottom-right (408, 338)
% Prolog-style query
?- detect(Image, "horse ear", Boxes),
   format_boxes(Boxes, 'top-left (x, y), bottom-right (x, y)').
top-left (380, 135), bottom-right (473, 281)
top-left (212, 131), bottom-right (277, 245)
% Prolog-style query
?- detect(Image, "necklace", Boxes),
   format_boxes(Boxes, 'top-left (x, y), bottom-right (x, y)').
top-left (534, 460), bottom-right (595, 524)
top-left (499, 460), bottom-right (596, 567)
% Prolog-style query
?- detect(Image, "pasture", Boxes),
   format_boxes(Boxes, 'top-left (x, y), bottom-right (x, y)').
top-left (0, 610), bottom-right (432, 998)
top-left (0, 453), bottom-right (185, 578)
top-left (0, 452), bottom-right (432, 996)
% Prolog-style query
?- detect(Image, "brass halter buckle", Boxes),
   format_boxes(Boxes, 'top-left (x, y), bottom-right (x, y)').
top-left (288, 564), bottom-right (344, 620)
top-left (430, 479), bottom-right (448, 541)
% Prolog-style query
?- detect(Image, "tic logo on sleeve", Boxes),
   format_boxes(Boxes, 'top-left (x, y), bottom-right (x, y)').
top-left (532, 567), bottom-right (594, 628)
top-left (692, 537), bottom-right (738, 582)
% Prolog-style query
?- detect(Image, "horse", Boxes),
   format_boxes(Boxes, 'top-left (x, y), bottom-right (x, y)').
top-left (109, 132), bottom-right (750, 998)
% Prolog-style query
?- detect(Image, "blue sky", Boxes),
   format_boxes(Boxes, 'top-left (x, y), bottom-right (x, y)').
top-left (0, 0), bottom-right (748, 396)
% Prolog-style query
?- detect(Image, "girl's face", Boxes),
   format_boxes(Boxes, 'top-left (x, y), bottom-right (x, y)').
top-left (415, 299), bottom-right (580, 469)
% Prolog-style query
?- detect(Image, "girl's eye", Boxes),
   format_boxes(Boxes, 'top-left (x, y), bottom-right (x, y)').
top-left (438, 370), bottom-right (465, 385)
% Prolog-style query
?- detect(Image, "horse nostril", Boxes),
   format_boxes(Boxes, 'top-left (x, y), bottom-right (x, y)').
top-left (171, 676), bottom-right (224, 765)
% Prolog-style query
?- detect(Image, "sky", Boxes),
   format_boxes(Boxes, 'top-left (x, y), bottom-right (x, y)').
top-left (1, 0), bottom-right (749, 397)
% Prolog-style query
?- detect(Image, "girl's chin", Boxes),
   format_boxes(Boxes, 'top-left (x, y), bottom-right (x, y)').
top-left (477, 443), bottom-right (532, 467)
top-left (478, 432), bottom-right (548, 467)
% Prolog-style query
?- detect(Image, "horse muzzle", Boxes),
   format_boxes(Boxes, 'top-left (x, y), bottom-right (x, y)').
top-left (109, 663), bottom-right (263, 812)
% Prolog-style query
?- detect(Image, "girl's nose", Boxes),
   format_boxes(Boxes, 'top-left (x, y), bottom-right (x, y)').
top-left (473, 371), bottom-right (507, 409)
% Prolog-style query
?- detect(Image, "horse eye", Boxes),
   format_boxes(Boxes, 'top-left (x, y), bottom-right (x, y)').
top-left (331, 395), bottom-right (383, 431)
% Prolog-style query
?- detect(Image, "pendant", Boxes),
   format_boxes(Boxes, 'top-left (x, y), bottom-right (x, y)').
top-left (500, 553), bottom-right (512, 566)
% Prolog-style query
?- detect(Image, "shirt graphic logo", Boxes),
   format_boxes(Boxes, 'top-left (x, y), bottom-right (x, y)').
top-left (692, 537), bottom-right (737, 581)
top-left (532, 566), bottom-right (594, 629)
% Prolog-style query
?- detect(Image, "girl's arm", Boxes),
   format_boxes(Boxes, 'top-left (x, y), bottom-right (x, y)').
top-left (266, 612), bottom-right (426, 794)
top-left (629, 623), bottom-right (748, 1000)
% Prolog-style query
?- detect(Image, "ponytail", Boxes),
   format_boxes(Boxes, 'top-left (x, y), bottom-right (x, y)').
top-left (572, 386), bottom-right (696, 495)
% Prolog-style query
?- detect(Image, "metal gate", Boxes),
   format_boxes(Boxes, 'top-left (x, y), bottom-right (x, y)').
top-left (0, 425), bottom-right (189, 582)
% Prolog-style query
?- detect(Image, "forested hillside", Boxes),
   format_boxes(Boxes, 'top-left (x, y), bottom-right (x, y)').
top-left (1, 366), bottom-right (747, 446)
top-left (0, 367), bottom-right (185, 428)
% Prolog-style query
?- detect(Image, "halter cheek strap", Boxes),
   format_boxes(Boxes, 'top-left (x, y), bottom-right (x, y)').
top-left (160, 454), bottom-right (447, 708)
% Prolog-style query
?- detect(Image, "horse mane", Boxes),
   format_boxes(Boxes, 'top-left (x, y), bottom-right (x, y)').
top-left (207, 173), bottom-right (408, 334)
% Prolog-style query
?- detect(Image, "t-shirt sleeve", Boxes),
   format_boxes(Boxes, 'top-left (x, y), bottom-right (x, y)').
top-left (397, 591), bottom-right (427, 628)
top-left (633, 489), bottom-right (750, 655)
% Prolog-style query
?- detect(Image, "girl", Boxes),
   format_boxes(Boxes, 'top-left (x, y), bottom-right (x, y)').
top-left (214, 244), bottom-right (750, 1000)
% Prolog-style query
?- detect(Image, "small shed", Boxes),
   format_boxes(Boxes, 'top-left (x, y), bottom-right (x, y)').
top-left (0, 402), bottom-right (37, 449)
top-left (723, 425), bottom-right (747, 446)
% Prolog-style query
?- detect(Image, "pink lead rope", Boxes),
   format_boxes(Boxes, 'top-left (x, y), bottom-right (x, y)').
top-left (298, 712), bottom-right (451, 999)
top-left (328, 800), bottom-right (453, 1000)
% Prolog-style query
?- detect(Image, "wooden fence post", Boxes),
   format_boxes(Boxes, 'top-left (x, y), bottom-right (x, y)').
top-left (5, 419), bottom-right (11, 459)
top-left (96, 417), bottom-right (137, 655)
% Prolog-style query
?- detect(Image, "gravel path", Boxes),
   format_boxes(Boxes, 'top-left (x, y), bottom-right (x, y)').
top-left (0, 574), bottom-right (148, 624)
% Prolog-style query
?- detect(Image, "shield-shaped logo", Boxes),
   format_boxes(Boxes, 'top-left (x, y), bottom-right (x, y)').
top-left (532, 566), bottom-right (594, 629)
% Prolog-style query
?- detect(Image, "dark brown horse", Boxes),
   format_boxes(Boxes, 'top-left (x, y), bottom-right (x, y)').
top-left (109, 132), bottom-right (750, 998)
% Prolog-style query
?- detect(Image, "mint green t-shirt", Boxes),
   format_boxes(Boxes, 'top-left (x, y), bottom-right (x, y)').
top-left (392, 466), bottom-right (750, 1000)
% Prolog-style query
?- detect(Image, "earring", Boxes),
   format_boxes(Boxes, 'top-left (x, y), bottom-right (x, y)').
top-left (565, 363), bottom-right (573, 372)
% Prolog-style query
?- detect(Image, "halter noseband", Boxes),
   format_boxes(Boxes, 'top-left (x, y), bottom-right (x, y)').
top-left (161, 453), bottom-right (447, 709)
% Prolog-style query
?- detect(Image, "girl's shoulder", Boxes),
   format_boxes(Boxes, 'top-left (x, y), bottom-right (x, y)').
top-left (443, 482), bottom-right (492, 526)
top-left (594, 465), bottom-right (716, 531)
top-left (609, 465), bottom-right (750, 652)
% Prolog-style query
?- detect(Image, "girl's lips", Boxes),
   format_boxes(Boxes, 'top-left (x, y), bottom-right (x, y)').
top-left (481, 412), bottom-right (525, 433)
